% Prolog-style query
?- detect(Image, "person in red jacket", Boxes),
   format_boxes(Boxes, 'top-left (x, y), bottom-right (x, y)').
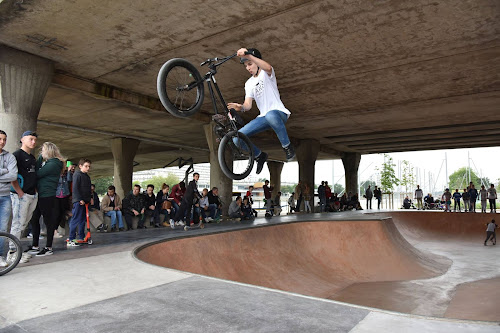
top-left (168, 181), bottom-right (185, 218)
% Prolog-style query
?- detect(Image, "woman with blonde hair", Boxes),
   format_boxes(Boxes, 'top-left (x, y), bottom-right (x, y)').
top-left (25, 142), bottom-right (64, 257)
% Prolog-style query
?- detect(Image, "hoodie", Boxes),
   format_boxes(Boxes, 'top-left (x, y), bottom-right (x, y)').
top-left (0, 150), bottom-right (18, 196)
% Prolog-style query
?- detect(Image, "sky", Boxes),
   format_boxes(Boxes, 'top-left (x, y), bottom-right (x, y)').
top-left (253, 146), bottom-right (500, 192)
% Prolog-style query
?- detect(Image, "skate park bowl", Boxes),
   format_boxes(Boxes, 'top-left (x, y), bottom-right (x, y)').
top-left (135, 212), bottom-right (500, 322)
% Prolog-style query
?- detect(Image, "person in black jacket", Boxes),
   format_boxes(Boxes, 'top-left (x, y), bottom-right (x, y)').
top-left (208, 187), bottom-right (222, 222)
top-left (143, 184), bottom-right (156, 226)
top-left (174, 173), bottom-right (201, 225)
top-left (123, 184), bottom-right (147, 230)
top-left (68, 159), bottom-right (91, 246)
top-left (154, 183), bottom-right (173, 228)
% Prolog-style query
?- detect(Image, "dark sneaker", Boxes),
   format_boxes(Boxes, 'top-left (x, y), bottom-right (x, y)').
top-left (110, 225), bottom-right (117, 232)
top-left (103, 224), bottom-right (108, 232)
top-left (26, 246), bottom-right (40, 255)
top-left (255, 152), bottom-right (268, 174)
top-left (120, 227), bottom-right (126, 231)
top-left (283, 144), bottom-right (295, 162)
top-left (36, 248), bottom-right (53, 256)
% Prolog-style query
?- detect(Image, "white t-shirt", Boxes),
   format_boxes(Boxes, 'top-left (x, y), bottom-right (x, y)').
top-left (486, 222), bottom-right (497, 232)
top-left (244, 67), bottom-right (290, 118)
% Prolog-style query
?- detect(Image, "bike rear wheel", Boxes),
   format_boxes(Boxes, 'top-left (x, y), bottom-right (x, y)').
top-left (0, 232), bottom-right (22, 276)
top-left (157, 58), bottom-right (205, 118)
top-left (218, 131), bottom-right (255, 180)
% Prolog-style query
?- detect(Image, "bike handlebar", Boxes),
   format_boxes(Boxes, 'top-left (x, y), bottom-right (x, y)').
top-left (200, 53), bottom-right (237, 67)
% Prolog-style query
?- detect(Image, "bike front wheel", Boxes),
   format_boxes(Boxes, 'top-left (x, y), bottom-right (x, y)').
top-left (157, 58), bottom-right (205, 118)
top-left (0, 232), bottom-right (22, 276)
top-left (218, 131), bottom-right (255, 180)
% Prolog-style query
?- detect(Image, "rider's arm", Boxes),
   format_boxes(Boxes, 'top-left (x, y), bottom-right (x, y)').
top-left (228, 97), bottom-right (252, 112)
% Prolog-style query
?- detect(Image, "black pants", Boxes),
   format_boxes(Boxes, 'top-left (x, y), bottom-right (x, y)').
top-left (153, 206), bottom-right (171, 224)
top-left (489, 199), bottom-right (496, 212)
top-left (470, 199), bottom-right (476, 212)
top-left (454, 200), bottom-right (461, 211)
top-left (54, 196), bottom-right (70, 229)
top-left (485, 231), bottom-right (496, 243)
top-left (31, 196), bottom-right (56, 248)
top-left (124, 213), bottom-right (146, 229)
top-left (296, 195), bottom-right (303, 212)
top-left (174, 198), bottom-right (193, 222)
top-left (366, 198), bottom-right (372, 209)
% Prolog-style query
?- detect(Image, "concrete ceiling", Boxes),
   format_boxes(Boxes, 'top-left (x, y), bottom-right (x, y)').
top-left (0, 0), bottom-right (499, 177)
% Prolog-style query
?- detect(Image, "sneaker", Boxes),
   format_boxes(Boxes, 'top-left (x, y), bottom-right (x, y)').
top-left (255, 152), bottom-right (268, 174)
top-left (205, 217), bottom-right (213, 223)
top-left (103, 224), bottom-right (108, 232)
top-left (162, 222), bottom-right (170, 228)
top-left (36, 248), bottom-right (53, 256)
top-left (67, 240), bottom-right (80, 247)
top-left (170, 219), bottom-right (175, 229)
top-left (176, 221), bottom-right (185, 227)
top-left (234, 217), bottom-right (241, 222)
top-left (283, 144), bottom-right (296, 161)
top-left (26, 246), bottom-right (40, 255)
top-left (484, 242), bottom-right (487, 246)
top-left (54, 231), bottom-right (63, 238)
top-left (20, 252), bottom-right (30, 263)
top-left (97, 224), bottom-right (104, 232)
top-left (27, 233), bottom-right (33, 239)
top-left (0, 257), bottom-right (7, 267)
top-left (7, 250), bottom-right (17, 264)
top-left (110, 225), bottom-right (117, 232)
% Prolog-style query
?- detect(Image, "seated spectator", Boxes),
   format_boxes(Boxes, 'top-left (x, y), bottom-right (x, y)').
top-left (143, 184), bottom-right (156, 226)
top-left (123, 184), bottom-right (146, 230)
top-left (403, 196), bottom-right (411, 209)
top-left (198, 188), bottom-right (215, 222)
top-left (340, 193), bottom-right (348, 211)
top-left (241, 197), bottom-right (254, 220)
top-left (154, 183), bottom-right (174, 228)
top-left (208, 187), bottom-right (222, 222)
top-left (169, 181), bottom-right (186, 218)
top-left (89, 184), bottom-right (105, 232)
top-left (273, 191), bottom-right (282, 216)
top-left (229, 196), bottom-right (244, 220)
top-left (101, 186), bottom-right (124, 232)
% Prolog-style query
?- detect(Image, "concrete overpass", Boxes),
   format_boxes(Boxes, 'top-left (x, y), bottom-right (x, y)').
top-left (1, 0), bottom-right (499, 202)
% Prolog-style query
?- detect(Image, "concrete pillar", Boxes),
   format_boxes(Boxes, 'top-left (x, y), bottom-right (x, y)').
top-left (296, 139), bottom-right (320, 210)
top-left (0, 44), bottom-right (54, 153)
top-left (204, 123), bottom-right (232, 216)
top-left (110, 137), bottom-right (140, 199)
top-left (341, 152), bottom-right (361, 196)
top-left (267, 161), bottom-right (283, 198)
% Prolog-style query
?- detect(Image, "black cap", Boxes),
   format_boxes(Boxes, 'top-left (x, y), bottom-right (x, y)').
top-left (20, 130), bottom-right (37, 142)
top-left (240, 48), bottom-right (262, 63)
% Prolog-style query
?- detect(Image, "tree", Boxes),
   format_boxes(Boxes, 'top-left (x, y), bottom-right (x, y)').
top-left (333, 183), bottom-right (344, 194)
top-left (139, 173), bottom-right (180, 192)
top-left (93, 176), bottom-right (114, 195)
top-left (359, 180), bottom-right (376, 195)
top-left (378, 154), bottom-right (399, 193)
top-left (280, 184), bottom-right (297, 194)
top-left (448, 167), bottom-right (490, 190)
top-left (400, 160), bottom-right (416, 194)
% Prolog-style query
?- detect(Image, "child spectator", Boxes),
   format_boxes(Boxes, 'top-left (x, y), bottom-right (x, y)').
top-left (263, 180), bottom-right (273, 216)
top-left (68, 159), bottom-right (91, 246)
top-left (452, 189), bottom-right (462, 212)
top-left (288, 192), bottom-right (296, 213)
top-left (101, 186), bottom-right (124, 232)
top-left (273, 191), bottom-right (282, 216)
top-left (246, 185), bottom-right (254, 205)
top-left (241, 197), bottom-right (253, 220)
top-left (484, 219), bottom-right (497, 246)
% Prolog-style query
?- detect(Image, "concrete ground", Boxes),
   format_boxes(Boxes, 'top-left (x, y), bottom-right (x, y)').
top-left (1, 211), bottom-right (499, 333)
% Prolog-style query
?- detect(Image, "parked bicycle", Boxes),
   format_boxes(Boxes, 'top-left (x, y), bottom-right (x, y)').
top-left (0, 232), bottom-right (23, 276)
top-left (157, 53), bottom-right (255, 180)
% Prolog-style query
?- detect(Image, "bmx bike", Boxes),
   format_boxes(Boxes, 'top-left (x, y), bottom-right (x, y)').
top-left (0, 231), bottom-right (23, 276)
top-left (157, 53), bottom-right (255, 180)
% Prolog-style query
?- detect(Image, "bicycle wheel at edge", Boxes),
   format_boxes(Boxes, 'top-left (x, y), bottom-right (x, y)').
top-left (157, 58), bottom-right (205, 118)
top-left (0, 232), bottom-right (22, 276)
top-left (218, 131), bottom-right (255, 180)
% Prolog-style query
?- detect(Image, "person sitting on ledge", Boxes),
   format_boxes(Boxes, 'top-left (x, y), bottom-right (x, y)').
top-left (229, 196), bottom-right (244, 221)
top-left (123, 184), bottom-right (147, 230)
top-left (101, 186), bottom-right (124, 232)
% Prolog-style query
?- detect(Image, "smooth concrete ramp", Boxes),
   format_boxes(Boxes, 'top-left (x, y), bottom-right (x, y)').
top-left (137, 218), bottom-right (448, 300)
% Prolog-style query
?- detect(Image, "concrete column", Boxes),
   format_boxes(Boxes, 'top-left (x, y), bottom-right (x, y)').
top-left (267, 161), bottom-right (284, 198)
top-left (0, 44), bottom-right (54, 153)
top-left (111, 137), bottom-right (140, 199)
top-left (204, 123), bottom-right (232, 216)
top-left (341, 152), bottom-right (361, 196)
top-left (296, 139), bottom-right (320, 210)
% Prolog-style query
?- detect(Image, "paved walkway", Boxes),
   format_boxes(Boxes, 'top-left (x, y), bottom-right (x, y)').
top-left (1, 211), bottom-right (499, 332)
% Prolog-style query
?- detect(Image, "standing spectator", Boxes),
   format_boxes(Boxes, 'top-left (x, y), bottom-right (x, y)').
top-left (88, 184), bottom-right (105, 232)
top-left (414, 185), bottom-right (424, 210)
top-left (273, 191), bottom-right (282, 216)
top-left (294, 181), bottom-right (303, 213)
top-left (365, 185), bottom-right (373, 209)
top-left (374, 186), bottom-right (382, 209)
top-left (0, 130), bottom-right (18, 268)
top-left (10, 131), bottom-right (38, 263)
top-left (488, 184), bottom-right (497, 213)
top-left (154, 184), bottom-right (173, 228)
top-left (175, 173), bottom-right (201, 225)
top-left (123, 184), bottom-right (147, 230)
top-left (303, 183), bottom-right (312, 213)
top-left (288, 192), bottom-right (296, 213)
top-left (484, 219), bottom-right (498, 246)
top-left (229, 196), bottom-right (244, 220)
top-left (462, 189), bottom-right (470, 213)
top-left (263, 180), bottom-right (273, 215)
top-left (54, 166), bottom-right (72, 237)
top-left (479, 185), bottom-right (488, 213)
top-left (68, 159), bottom-right (92, 246)
top-left (452, 189), bottom-right (462, 212)
top-left (207, 187), bottom-right (223, 222)
top-left (29, 142), bottom-right (64, 256)
top-left (169, 181), bottom-right (186, 218)
top-left (101, 186), bottom-right (124, 232)
top-left (143, 184), bottom-right (156, 227)
top-left (324, 181), bottom-right (332, 208)
top-left (442, 188), bottom-right (452, 212)
top-left (318, 181), bottom-right (326, 212)
top-left (469, 184), bottom-right (478, 213)
top-left (245, 185), bottom-right (254, 205)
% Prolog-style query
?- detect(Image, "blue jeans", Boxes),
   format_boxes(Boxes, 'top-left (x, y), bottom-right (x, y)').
top-left (0, 195), bottom-right (12, 256)
top-left (69, 202), bottom-right (86, 241)
top-left (237, 110), bottom-right (290, 157)
top-left (105, 210), bottom-right (124, 228)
